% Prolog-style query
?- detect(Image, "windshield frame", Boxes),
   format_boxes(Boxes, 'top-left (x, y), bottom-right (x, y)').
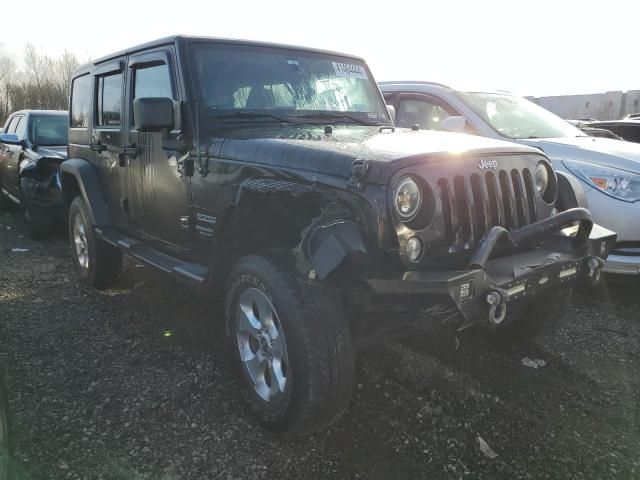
top-left (186, 41), bottom-right (392, 128)
top-left (453, 91), bottom-right (586, 140)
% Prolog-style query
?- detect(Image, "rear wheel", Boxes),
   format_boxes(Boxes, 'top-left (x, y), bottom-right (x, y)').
top-left (68, 196), bottom-right (122, 289)
top-left (494, 288), bottom-right (574, 345)
top-left (225, 252), bottom-right (355, 438)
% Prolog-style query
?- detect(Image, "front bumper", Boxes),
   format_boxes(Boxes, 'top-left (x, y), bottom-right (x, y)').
top-left (368, 209), bottom-right (617, 327)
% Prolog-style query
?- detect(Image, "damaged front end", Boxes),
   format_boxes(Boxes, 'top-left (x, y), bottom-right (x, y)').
top-left (368, 208), bottom-right (615, 329)
top-left (19, 154), bottom-right (64, 213)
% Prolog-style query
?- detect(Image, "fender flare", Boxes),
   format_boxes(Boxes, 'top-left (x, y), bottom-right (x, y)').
top-left (556, 170), bottom-right (588, 210)
top-left (304, 220), bottom-right (367, 280)
top-left (60, 159), bottom-right (111, 226)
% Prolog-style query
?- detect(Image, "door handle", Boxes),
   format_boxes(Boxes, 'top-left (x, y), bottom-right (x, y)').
top-left (90, 142), bottom-right (107, 152)
top-left (122, 144), bottom-right (140, 158)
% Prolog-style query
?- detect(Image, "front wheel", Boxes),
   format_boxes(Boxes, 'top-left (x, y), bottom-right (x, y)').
top-left (225, 253), bottom-right (355, 438)
top-left (493, 288), bottom-right (574, 345)
top-left (68, 196), bottom-right (122, 289)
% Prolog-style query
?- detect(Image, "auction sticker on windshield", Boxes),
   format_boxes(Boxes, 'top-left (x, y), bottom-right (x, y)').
top-left (332, 62), bottom-right (368, 80)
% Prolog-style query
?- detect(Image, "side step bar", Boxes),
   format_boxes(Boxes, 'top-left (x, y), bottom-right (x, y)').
top-left (95, 227), bottom-right (208, 287)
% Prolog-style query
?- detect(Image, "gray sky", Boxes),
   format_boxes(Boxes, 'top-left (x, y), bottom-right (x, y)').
top-left (2, 0), bottom-right (637, 96)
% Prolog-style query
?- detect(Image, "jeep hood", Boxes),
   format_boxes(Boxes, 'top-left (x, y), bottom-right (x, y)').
top-left (206, 126), bottom-right (539, 183)
top-left (518, 136), bottom-right (640, 174)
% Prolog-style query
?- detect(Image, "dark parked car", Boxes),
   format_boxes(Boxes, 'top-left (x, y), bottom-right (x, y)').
top-left (62, 35), bottom-right (614, 438)
top-left (583, 119), bottom-right (640, 143)
top-left (0, 110), bottom-right (68, 238)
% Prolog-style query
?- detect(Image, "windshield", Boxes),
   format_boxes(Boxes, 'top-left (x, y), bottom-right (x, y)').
top-left (29, 115), bottom-right (68, 146)
top-left (455, 91), bottom-right (585, 139)
top-left (188, 43), bottom-right (390, 125)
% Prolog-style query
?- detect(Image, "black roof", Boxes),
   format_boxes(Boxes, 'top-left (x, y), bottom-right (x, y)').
top-left (75, 35), bottom-right (365, 73)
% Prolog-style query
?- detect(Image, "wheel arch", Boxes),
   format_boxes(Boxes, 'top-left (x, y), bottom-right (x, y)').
top-left (60, 159), bottom-right (110, 226)
top-left (209, 180), bottom-right (368, 284)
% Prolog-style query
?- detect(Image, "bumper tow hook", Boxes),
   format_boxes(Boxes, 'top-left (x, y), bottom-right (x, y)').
top-left (486, 290), bottom-right (507, 326)
top-left (587, 257), bottom-right (604, 286)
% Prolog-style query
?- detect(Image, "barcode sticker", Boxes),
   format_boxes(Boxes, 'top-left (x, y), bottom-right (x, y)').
top-left (332, 62), bottom-right (368, 80)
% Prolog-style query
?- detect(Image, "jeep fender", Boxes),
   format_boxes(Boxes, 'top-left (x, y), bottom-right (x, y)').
top-left (60, 159), bottom-right (110, 226)
top-left (556, 170), bottom-right (588, 211)
top-left (302, 220), bottom-right (367, 280)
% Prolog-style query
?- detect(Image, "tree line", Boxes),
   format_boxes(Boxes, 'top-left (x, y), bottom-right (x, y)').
top-left (0, 44), bottom-right (81, 126)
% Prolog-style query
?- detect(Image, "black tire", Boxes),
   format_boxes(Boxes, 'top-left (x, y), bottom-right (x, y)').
top-left (0, 373), bottom-right (10, 480)
top-left (24, 202), bottom-right (54, 240)
top-left (493, 288), bottom-right (574, 345)
top-left (225, 252), bottom-right (355, 438)
top-left (68, 196), bottom-right (122, 289)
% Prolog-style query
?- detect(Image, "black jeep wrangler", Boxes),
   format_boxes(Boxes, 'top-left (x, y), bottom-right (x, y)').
top-left (62, 35), bottom-right (615, 438)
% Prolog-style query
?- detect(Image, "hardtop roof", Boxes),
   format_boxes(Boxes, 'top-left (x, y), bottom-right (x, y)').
top-left (74, 35), bottom-right (366, 74)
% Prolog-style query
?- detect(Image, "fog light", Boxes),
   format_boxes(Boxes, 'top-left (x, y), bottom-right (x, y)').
top-left (406, 236), bottom-right (423, 262)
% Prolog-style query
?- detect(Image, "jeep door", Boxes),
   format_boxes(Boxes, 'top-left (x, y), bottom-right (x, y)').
top-left (91, 61), bottom-right (128, 230)
top-left (123, 48), bottom-right (190, 251)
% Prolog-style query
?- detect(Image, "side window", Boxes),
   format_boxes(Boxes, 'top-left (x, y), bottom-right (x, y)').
top-left (96, 72), bottom-right (123, 127)
top-left (14, 116), bottom-right (27, 139)
top-left (4, 116), bottom-right (18, 133)
top-left (132, 62), bottom-right (173, 124)
top-left (133, 63), bottom-right (173, 100)
top-left (71, 74), bottom-right (92, 128)
top-left (396, 98), bottom-right (454, 131)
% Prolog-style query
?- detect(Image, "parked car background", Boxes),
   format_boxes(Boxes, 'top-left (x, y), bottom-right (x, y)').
top-left (583, 119), bottom-right (640, 143)
top-left (566, 120), bottom-right (622, 140)
top-left (0, 110), bottom-right (68, 238)
top-left (380, 82), bottom-right (640, 275)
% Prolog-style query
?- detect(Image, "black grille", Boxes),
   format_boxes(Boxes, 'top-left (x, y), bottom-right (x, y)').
top-left (438, 169), bottom-right (537, 249)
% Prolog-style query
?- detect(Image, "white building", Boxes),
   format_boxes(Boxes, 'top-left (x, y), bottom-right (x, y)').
top-left (528, 90), bottom-right (640, 120)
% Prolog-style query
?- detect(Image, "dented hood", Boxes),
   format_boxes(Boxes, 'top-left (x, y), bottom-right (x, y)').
top-left (34, 145), bottom-right (68, 161)
top-left (206, 126), bottom-right (539, 183)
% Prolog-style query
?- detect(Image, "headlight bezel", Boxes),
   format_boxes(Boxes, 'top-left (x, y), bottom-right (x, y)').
top-left (562, 159), bottom-right (640, 203)
top-left (394, 176), bottom-right (422, 222)
top-left (535, 160), bottom-right (557, 204)
top-left (392, 175), bottom-right (436, 230)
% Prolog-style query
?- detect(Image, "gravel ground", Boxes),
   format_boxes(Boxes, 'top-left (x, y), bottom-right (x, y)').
top-left (1, 210), bottom-right (639, 480)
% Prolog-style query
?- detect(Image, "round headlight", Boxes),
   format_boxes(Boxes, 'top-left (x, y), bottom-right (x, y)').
top-left (535, 162), bottom-right (549, 195)
top-left (394, 177), bottom-right (422, 221)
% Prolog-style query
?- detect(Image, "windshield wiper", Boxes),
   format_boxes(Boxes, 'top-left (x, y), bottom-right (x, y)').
top-left (209, 110), bottom-right (302, 124)
top-left (295, 111), bottom-right (382, 126)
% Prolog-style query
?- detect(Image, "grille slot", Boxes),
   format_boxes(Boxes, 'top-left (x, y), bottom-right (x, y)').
top-left (438, 166), bottom-right (537, 249)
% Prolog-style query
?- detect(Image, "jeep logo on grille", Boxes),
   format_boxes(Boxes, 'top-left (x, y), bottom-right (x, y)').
top-left (478, 159), bottom-right (498, 170)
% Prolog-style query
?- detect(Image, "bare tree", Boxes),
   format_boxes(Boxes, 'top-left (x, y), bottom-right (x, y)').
top-left (0, 45), bottom-right (80, 124)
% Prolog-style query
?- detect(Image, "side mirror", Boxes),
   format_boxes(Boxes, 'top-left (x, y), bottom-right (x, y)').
top-left (133, 97), bottom-right (174, 132)
top-left (386, 104), bottom-right (396, 123)
top-left (0, 133), bottom-right (21, 146)
top-left (441, 115), bottom-right (466, 133)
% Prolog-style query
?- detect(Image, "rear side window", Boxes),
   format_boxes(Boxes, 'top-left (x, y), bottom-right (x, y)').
top-left (96, 72), bottom-right (123, 127)
top-left (71, 74), bottom-right (92, 128)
